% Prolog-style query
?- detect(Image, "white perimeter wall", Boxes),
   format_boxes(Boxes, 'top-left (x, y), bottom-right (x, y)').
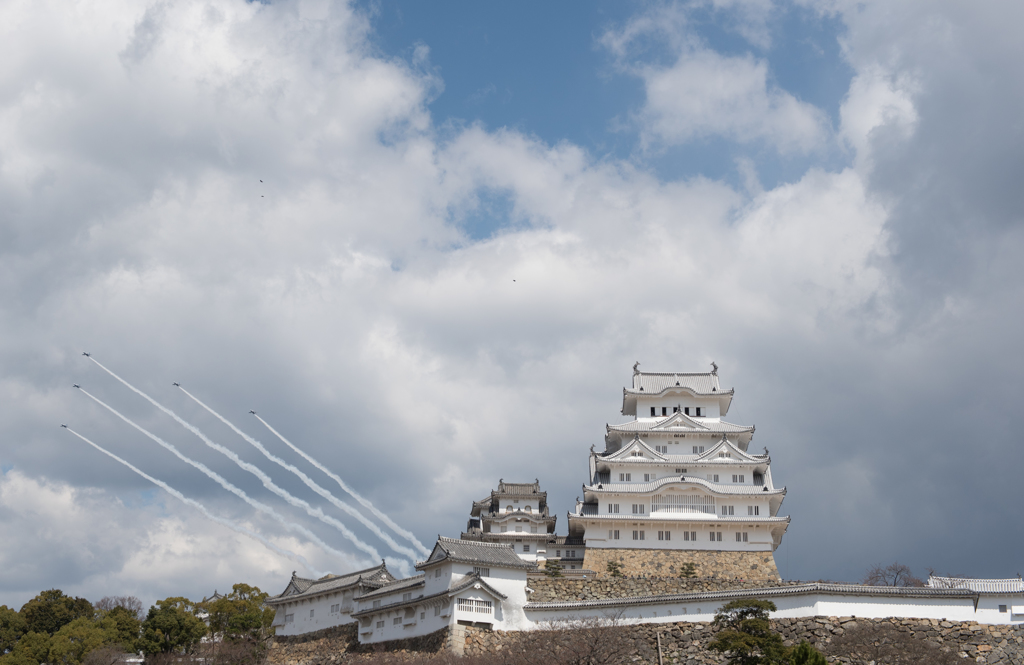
top-left (271, 590), bottom-right (357, 637)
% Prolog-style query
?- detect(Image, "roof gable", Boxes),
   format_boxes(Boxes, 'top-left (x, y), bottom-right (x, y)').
top-left (697, 437), bottom-right (759, 462)
top-left (650, 411), bottom-right (709, 431)
top-left (417, 536), bottom-right (536, 571)
top-left (605, 437), bottom-right (666, 462)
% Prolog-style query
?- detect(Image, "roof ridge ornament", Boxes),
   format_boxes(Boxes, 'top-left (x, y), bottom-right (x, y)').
top-left (711, 361), bottom-right (718, 375)
top-left (633, 361), bottom-right (640, 376)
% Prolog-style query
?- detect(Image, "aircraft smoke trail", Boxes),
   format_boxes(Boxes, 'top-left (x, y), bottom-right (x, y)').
top-left (75, 386), bottom-right (379, 563)
top-left (63, 426), bottom-right (323, 577)
top-left (253, 413), bottom-right (431, 557)
top-left (82, 356), bottom-right (406, 564)
top-left (177, 386), bottom-right (423, 561)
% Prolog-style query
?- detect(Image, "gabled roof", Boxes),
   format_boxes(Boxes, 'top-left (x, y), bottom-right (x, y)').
top-left (631, 370), bottom-right (723, 394)
top-left (696, 436), bottom-right (762, 463)
top-left (417, 536), bottom-right (536, 571)
top-left (351, 573), bottom-right (507, 619)
top-left (496, 479), bottom-right (542, 495)
top-left (355, 574), bottom-right (426, 601)
top-left (603, 437), bottom-right (666, 462)
top-left (607, 415), bottom-right (753, 434)
top-left (928, 576), bottom-right (1024, 593)
top-left (267, 563), bottom-right (395, 605)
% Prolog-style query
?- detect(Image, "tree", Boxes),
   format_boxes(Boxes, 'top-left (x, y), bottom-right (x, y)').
top-left (202, 585), bottom-right (275, 665)
top-left (0, 632), bottom-right (52, 665)
top-left (543, 559), bottom-right (563, 578)
top-left (708, 599), bottom-right (788, 665)
top-left (678, 562), bottom-right (697, 578)
top-left (20, 591), bottom-right (94, 636)
top-left (95, 597), bottom-right (144, 621)
top-left (102, 607), bottom-right (141, 653)
top-left (0, 606), bottom-right (27, 655)
top-left (139, 598), bottom-right (207, 656)
top-left (790, 641), bottom-right (826, 665)
top-left (48, 617), bottom-right (118, 665)
top-left (494, 614), bottom-right (648, 665)
top-left (862, 562), bottom-right (924, 587)
top-left (605, 561), bottom-right (624, 578)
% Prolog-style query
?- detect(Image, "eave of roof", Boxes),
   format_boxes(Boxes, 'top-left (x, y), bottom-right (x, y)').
top-left (583, 476), bottom-right (785, 496)
top-left (524, 582), bottom-right (980, 612)
top-left (352, 573), bottom-right (507, 618)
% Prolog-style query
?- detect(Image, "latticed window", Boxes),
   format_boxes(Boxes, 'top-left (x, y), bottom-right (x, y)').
top-left (456, 598), bottom-right (493, 614)
top-left (652, 494), bottom-right (715, 514)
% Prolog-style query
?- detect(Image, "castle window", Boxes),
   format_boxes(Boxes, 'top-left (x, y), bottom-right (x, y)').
top-left (735, 532), bottom-right (748, 542)
top-left (708, 474), bottom-right (719, 482)
top-left (434, 606), bottom-right (441, 616)
top-left (474, 567), bottom-right (490, 577)
top-left (673, 406), bottom-right (678, 413)
top-left (692, 446), bottom-right (705, 454)
top-left (696, 407), bottom-right (703, 416)
top-left (373, 600), bottom-right (380, 609)
top-left (457, 598), bottom-right (492, 614)
top-left (684, 407), bottom-right (690, 415)
top-left (376, 620), bottom-right (384, 628)
top-left (631, 450), bottom-right (643, 457)
top-left (331, 604), bottom-right (339, 613)
top-left (420, 612), bottom-right (425, 620)
top-left (644, 473), bottom-right (655, 482)
top-left (403, 593), bottom-right (412, 601)
top-left (393, 617), bottom-right (402, 626)
top-left (651, 407), bottom-right (657, 416)
top-left (662, 407), bottom-right (668, 416)
top-left (524, 505), bottom-right (532, 513)
top-left (675, 468), bottom-right (687, 473)
top-left (568, 550), bottom-right (576, 558)
top-left (732, 474), bottom-right (745, 483)
top-left (310, 609), bottom-right (314, 618)
top-left (658, 530), bottom-right (671, 541)
top-left (1000, 605), bottom-right (1008, 613)
top-left (608, 530), bottom-right (620, 540)
top-left (721, 505), bottom-right (734, 516)
top-left (608, 503), bottom-right (619, 514)
top-left (683, 531), bottom-right (697, 541)
top-left (435, 568), bottom-right (441, 577)
top-left (523, 544), bottom-right (530, 552)
top-left (285, 614), bottom-right (294, 623)
top-left (619, 473), bottom-right (632, 481)
top-left (748, 505), bottom-right (760, 516)
top-left (632, 504), bottom-right (645, 514)
top-left (556, 550), bottom-right (561, 557)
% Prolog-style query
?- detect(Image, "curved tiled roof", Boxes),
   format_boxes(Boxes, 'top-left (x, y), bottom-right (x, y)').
top-left (608, 419), bottom-right (753, 434)
top-left (267, 563), bottom-right (394, 604)
top-left (584, 476), bottom-right (785, 496)
top-left (525, 582), bottom-right (979, 612)
top-left (351, 573), bottom-right (507, 618)
top-left (496, 480), bottom-right (542, 495)
top-left (355, 574), bottom-right (425, 601)
top-left (417, 536), bottom-right (537, 571)
top-left (629, 371), bottom-right (724, 395)
top-left (928, 576), bottom-right (1024, 593)
top-left (566, 512), bottom-right (790, 524)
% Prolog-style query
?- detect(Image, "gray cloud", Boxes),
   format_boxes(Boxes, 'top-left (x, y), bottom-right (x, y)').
top-left (0, 0), bottom-right (1022, 610)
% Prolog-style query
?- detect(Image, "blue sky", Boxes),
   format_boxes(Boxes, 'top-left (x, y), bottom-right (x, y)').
top-left (1, 0), bottom-right (1023, 609)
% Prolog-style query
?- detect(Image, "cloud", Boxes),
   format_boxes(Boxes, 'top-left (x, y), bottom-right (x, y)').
top-left (601, 4), bottom-right (828, 153)
top-left (0, 0), bottom-right (1023, 607)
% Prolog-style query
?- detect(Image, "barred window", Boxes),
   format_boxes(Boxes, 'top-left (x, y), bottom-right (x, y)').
top-left (285, 614), bottom-right (294, 624)
top-left (393, 617), bottom-right (402, 626)
top-left (473, 566), bottom-right (491, 577)
top-left (376, 620), bottom-right (384, 628)
top-left (456, 598), bottom-right (493, 614)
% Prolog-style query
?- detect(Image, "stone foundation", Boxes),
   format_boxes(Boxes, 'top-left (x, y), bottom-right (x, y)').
top-left (527, 575), bottom-right (798, 602)
top-left (581, 548), bottom-right (780, 580)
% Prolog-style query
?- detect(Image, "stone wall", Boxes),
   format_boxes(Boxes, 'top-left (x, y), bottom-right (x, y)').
top-left (267, 623), bottom-right (450, 665)
top-left (527, 576), bottom-right (799, 602)
top-left (462, 617), bottom-right (1024, 664)
top-left (581, 548), bottom-right (780, 580)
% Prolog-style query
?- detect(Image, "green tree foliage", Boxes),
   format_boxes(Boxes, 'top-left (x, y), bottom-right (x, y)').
top-left (0, 606), bottom-right (27, 655)
top-left (203, 585), bottom-right (275, 665)
top-left (790, 641), bottom-right (826, 665)
top-left (543, 559), bottom-right (563, 578)
top-left (101, 607), bottom-right (141, 653)
top-left (0, 632), bottom-right (52, 665)
top-left (678, 562), bottom-right (698, 578)
top-left (48, 617), bottom-right (118, 665)
top-left (708, 599), bottom-right (788, 665)
top-left (606, 561), bottom-right (624, 578)
top-left (20, 591), bottom-right (94, 637)
top-left (139, 598), bottom-right (207, 656)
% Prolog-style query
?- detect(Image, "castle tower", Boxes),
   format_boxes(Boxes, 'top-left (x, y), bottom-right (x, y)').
top-left (568, 364), bottom-right (790, 579)
top-left (461, 479), bottom-right (562, 563)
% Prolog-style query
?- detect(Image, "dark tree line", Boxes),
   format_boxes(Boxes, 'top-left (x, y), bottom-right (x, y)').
top-left (0, 584), bottom-right (274, 665)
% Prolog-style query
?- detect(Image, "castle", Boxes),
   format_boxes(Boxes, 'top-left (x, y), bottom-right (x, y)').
top-left (266, 365), bottom-right (1023, 644)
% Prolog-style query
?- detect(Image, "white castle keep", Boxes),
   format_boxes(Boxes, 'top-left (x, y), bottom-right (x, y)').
top-left (568, 364), bottom-right (789, 575)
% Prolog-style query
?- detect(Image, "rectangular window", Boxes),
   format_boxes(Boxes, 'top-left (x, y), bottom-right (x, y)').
top-left (732, 474), bottom-right (738, 483)
top-left (739, 475), bottom-right (745, 483)
top-left (717, 532), bottom-right (723, 541)
top-left (1000, 605), bottom-right (1008, 613)
top-left (403, 592), bottom-right (412, 601)
top-left (523, 544), bottom-right (530, 552)
top-left (556, 550), bottom-right (561, 557)
top-left (650, 407), bottom-right (657, 416)
top-left (473, 566), bottom-right (490, 577)
top-left (684, 407), bottom-right (690, 415)
top-left (673, 406), bottom-right (678, 413)
top-left (434, 606), bottom-right (441, 616)
top-left (640, 531), bottom-right (645, 540)
top-left (692, 446), bottom-right (705, 454)
top-left (743, 532), bottom-right (748, 542)
top-left (683, 531), bottom-right (689, 541)
top-left (435, 568), bottom-right (441, 578)
top-left (456, 599), bottom-right (492, 614)
top-left (632, 504), bottom-right (645, 514)
top-left (309, 609), bottom-right (314, 618)
top-left (420, 612), bottom-right (425, 620)
top-left (625, 473), bottom-right (631, 481)
top-left (608, 503), bottom-right (619, 513)
top-left (376, 620), bottom-right (384, 629)
top-left (657, 530), bottom-right (671, 541)
top-left (691, 531), bottom-right (697, 541)
top-left (608, 530), bottom-right (619, 540)
top-left (394, 617), bottom-right (402, 626)
top-left (695, 407), bottom-right (702, 416)
top-left (633, 530), bottom-right (638, 540)
top-left (748, 505), bottom-right (760, 516)
top-left (568, 550), bottom-right (576, 558)
top-left (721, 505), bottom-right (734, 516)
top-left (675, 468), bottom-right (687, 473)
top-left (644, 473), bottom-right (650, 482)
top-left (373, 600), bottom-right (381, 609)
top-left (707, 474), bottom-right (719, 483)
top-left (285, 614), bottom-right (294, 624)
top-left (662, 407), bottom-right (668, 416)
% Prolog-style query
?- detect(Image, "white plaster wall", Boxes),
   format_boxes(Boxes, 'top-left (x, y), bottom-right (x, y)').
top-left (584, 520), bottom-right (775, 551)
top-left (272, 589), bottom-right (357, 637)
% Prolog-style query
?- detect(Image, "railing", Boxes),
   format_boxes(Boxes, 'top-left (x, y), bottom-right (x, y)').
top-left (578, 503), bottom-right (599, 516)
top-left (651, 494), bottom-right (716, 514)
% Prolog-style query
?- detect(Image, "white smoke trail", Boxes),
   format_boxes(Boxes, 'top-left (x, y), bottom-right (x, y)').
top-left (75, 386), bottom-right (378, 563)
top-left (177, 386), bottom-right (423, 561)
top-left (63, 425), bottom-right (323, 577)
top-left (253, 414), bottom-right (431, 557)
top-left (83, 356), bottom-right (406, 565)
